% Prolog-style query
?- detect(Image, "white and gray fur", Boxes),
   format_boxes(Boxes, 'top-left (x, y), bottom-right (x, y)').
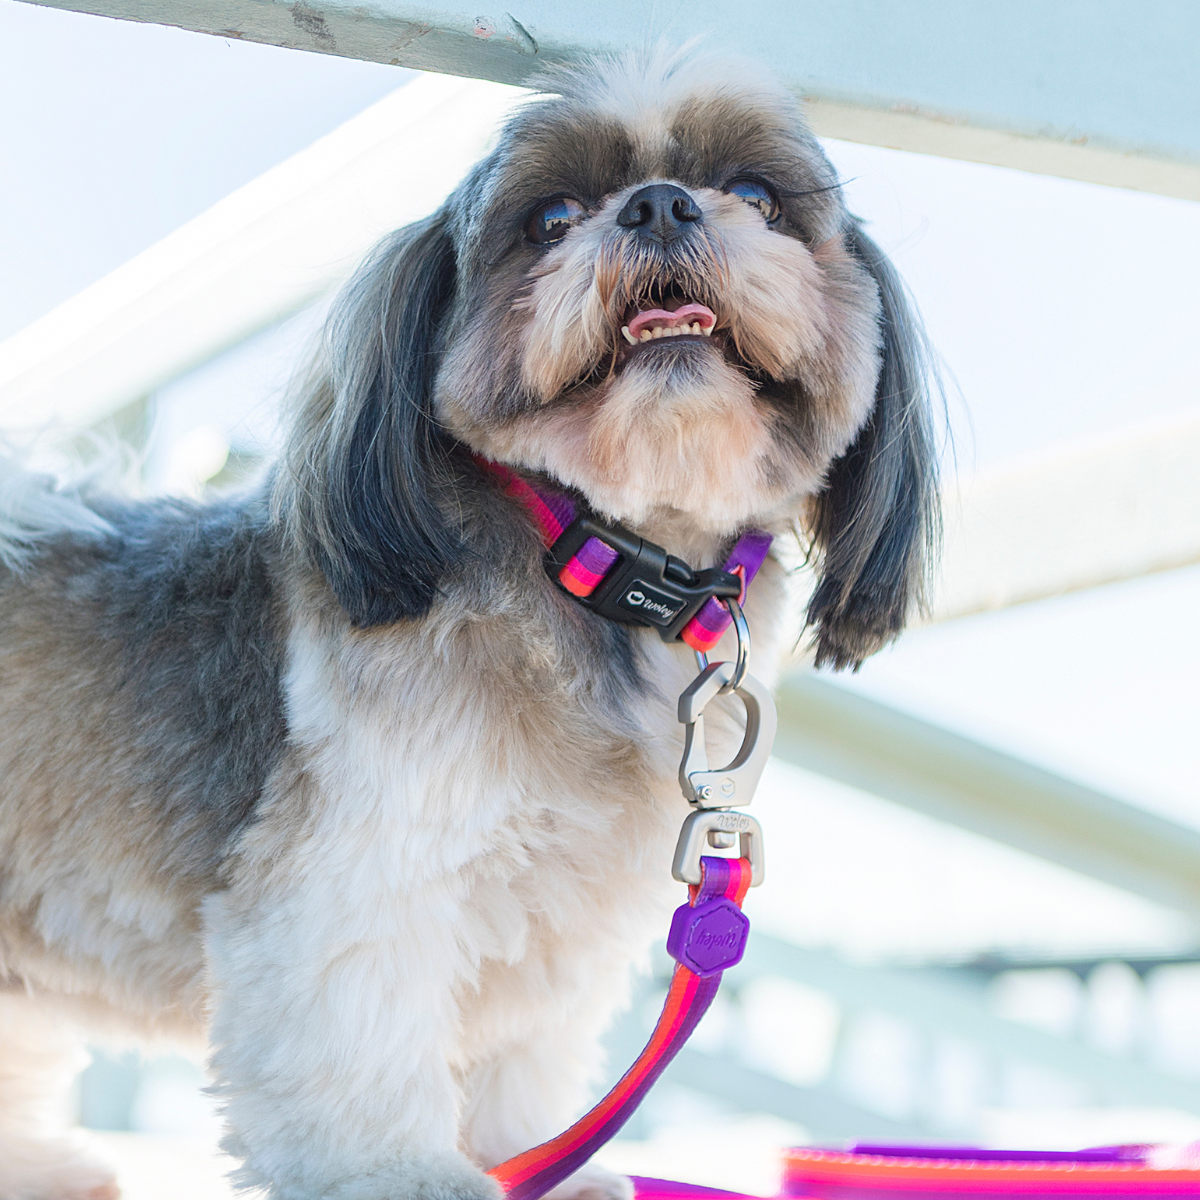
top-left (0, 47), bottom-right (937, 1200)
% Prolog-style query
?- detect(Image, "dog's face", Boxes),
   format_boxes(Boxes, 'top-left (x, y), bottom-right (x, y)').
top-left (435, 54), bottom-right (881, 532)
top-left (286, 49), bottom-right (938, 668)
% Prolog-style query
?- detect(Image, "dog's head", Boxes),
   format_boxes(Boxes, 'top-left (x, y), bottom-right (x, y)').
top-left (285, 48), bottom-right (938, 669)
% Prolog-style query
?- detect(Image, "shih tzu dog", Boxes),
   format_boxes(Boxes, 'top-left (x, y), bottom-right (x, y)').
top-left (0, 45), bottom-right (936, 1200)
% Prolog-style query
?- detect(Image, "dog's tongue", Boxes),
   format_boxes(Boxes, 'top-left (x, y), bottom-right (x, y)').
top-left (627, 302), bottom-right (716, 339)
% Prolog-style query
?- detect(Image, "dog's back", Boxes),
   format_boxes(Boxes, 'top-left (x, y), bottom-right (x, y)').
top-left (0, 470), bottom-right (286, 1033)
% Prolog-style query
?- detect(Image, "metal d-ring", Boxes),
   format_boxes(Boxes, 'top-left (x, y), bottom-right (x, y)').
top-left (723, 596), bottom-right (749, 691)
top-left (692, 597), bottom-right (750, 693)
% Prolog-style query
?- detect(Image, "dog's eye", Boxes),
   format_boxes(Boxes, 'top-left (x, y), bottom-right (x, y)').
top-left (725, 179), bottom-right (781, 224)
top-left (525, 197), bottom-right (587, 244)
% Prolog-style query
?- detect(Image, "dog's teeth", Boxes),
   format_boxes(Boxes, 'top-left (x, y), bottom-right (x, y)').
top-left (632, 321), bottom-right (716, 341)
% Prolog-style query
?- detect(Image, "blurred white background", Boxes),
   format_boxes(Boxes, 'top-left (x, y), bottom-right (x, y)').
top-left (2, 1), bottom-right (1199, 1195)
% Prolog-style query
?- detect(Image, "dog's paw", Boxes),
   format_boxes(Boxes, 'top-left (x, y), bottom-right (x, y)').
top-left (323, 1150), bottom-right (503, 1200)
top-left (544, 1163), bottom-right (634, 1200)
top-left (0, 1133), bottom-right (119, 1200)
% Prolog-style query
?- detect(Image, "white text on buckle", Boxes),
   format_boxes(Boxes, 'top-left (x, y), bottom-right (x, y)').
top-left (625, 590), bottom-right (679, 619)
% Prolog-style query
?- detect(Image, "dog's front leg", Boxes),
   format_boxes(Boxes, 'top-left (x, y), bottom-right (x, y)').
top-left (459, 908), bottom-right (672, 1200)
top-left (461, 1022), bottom-right (635, 1200)
top-left (204, 869), bottom-right (501, 1200)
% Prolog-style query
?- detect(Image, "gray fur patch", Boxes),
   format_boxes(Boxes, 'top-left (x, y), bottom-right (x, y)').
top-left (0, 490), bottom-right (288, 883)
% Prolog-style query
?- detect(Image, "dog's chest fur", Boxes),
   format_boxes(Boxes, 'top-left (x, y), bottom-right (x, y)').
top-left (240, 572), bottom-right (690, 989)
top-left (214, 523), bottom-right (781, 1077)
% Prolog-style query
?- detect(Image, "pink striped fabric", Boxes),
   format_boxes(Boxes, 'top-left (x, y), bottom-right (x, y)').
top-left (482, 462), bottom-right (621, 599)
top-left (559, 536), bottom-right (620, 597)
top-left (679, 530), bottom-right (772, 652)
top-left (783, 1146), bottom-right (1200, 1197)
top-left (481, 460), bottom-right (770, 625)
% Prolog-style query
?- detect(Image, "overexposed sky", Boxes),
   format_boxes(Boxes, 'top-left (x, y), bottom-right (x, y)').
top-left (826, 139), bottom-right (1200, 475)
top-left (0, 0), bottom-right (405, 339)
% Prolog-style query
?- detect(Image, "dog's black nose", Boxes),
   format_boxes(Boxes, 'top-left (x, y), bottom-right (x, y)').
top-left (616, 184), bottom-right (703, 242)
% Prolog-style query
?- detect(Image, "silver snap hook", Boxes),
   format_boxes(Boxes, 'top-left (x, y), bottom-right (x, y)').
top-left (676, 662), bottom-right (778, 810)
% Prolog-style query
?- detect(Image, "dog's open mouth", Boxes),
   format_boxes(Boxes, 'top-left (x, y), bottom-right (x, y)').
top-left (615, 286), bottom-right (723, 367)
top-left (621, 301), bottom-right (715, 345)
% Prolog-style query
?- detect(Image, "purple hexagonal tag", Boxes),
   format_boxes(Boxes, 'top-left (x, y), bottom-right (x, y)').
top-left (666, 897), bottom-right (750, 978)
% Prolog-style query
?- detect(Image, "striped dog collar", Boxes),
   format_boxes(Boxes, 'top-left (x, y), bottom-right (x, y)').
top-left (483, 461), bottom-right (772, 653)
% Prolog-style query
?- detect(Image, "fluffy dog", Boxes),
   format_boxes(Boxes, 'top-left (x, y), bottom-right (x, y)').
top-left (0, 46), bottom-right (936, 1200)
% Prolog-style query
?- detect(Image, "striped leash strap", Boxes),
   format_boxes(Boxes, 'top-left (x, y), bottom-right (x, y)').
top-left (487, 856), bottom-right (753, 1200)
top-left (483, 461), bottom-right (771, 653)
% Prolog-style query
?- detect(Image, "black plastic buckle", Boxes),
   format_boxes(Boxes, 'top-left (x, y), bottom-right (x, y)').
top-left (545, 514), bottom-right (742, 642)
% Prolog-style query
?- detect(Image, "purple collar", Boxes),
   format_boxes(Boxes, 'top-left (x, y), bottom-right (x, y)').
top-left (483, 461), bottom-right (771, 652)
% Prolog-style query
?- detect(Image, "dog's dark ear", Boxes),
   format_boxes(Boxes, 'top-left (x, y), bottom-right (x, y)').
top-left (285, 212), bottom-right (465, 626)
top-left (805, 223), bottom-right (940, 670)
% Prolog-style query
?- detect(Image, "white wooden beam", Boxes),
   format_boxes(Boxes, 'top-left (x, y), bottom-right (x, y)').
top-left (0, 71), bottom-right (525, 431)
top-left (775, 674), bottom-right (1200, 921)
top-left (935, 412), bottom-right (1200, 621)
top-left (17, 0), bottom-right (1200, 201)
top-left (806, 99), bottom-right (1200, 205)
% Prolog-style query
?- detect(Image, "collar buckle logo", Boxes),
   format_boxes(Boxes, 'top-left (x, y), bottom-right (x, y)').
top-left (544, 514), bottom-right (742, 642)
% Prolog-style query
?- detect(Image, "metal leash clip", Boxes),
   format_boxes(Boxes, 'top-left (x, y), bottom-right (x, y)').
top-left (671, 598), bottom-right (776, 888)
